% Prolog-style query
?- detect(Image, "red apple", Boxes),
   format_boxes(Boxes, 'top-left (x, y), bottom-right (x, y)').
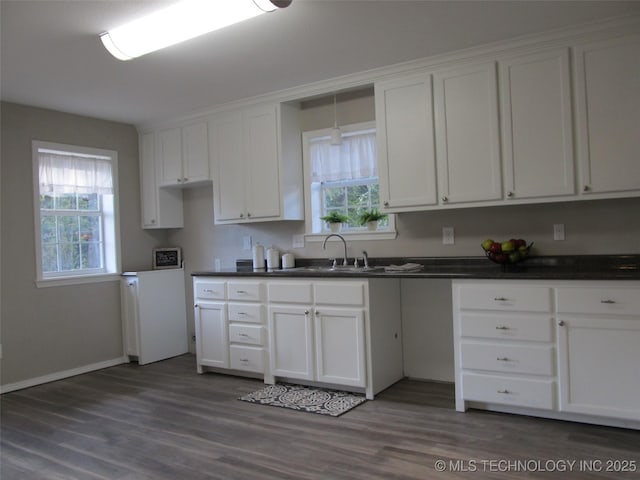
top-left (489, 242), bottom-right (502, 253)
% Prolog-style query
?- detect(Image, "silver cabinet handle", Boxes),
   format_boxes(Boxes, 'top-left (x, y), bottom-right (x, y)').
top-left (494, 297), bottom-right (508, 301)
top-left (506, 191), bottom-right (514, 197)
top-left (441, 196), bottom-right (448, 202)
top-left (304, 310), bottom-right (309, 315)
top-left (583, 185), bottom-right (590, 192)
top-left (150, 219), bottom-right (156, 224)
top-left (237, 312), bottom-right (247, 316)
top-left (600, 299), bottom-right (616, 304)
top-left (238, 333), bottom-right (249, 337)
top-left (497, 389), bottom-right (510, 394)
top-left (495, 326), bottom-right (509, 330)
top-left (183, 177), bottom-right (188, 182)
top-left (496, 357), bottom-right (509, 361)
top-left (239, 358), bottom-right (249, 363)
top-left (177, 178), bottom-right (182, 183)
top-left (236, 290), bottom-right (247, 294)
top-left (315, 310), bottom-right (320, 316)
top-left (383, 201), bottom-right (389, 207)
top-left (247, 212), bottom-right (252, 217)
top-left (558, 320), bottom-right (565, 326)
top-left (239, 213), bottom-right (244, 218)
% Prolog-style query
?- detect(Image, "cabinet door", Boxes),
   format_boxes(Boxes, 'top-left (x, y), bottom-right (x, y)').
top-left (194, 302), bottom-right (229, 369)
top-left (158, 128), bottom-right (183, 186)
top-left (575, 35), bottom-right (640, 195)
top-left (139, 133), bottom-right (158, 228)
top-left (210, 111), bottom-right (246, 222)
top-left (182, 122), bottom-right (210, 185)
top-left (314, 308), bottom-right (366, 388)
top-left (434, 62), bottom-right (502, 204)
top-left (244, 104), bottom-right (281, 220)
top-left (557, 316), bottom-right (640, 420)
top-left (268, 305), bottom-right (314, 380)
top-left (500, 48), bottom-right (575, 199)
top-left (375, 73), bottom-right (438, 211)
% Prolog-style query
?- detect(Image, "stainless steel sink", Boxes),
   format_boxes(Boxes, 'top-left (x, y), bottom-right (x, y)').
top-left (275, 265), bottom-right (385, 274)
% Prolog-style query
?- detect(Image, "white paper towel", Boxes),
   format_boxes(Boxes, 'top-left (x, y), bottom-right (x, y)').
top-left (252, 244), bottom-right (265, 270)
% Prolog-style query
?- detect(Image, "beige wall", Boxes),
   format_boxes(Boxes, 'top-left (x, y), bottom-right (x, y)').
top-left (0, 102), bottom-right (166, 387)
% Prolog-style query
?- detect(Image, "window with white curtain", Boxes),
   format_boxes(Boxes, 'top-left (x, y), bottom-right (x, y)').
top-left (302, 121), bottom-right (395, 237)
top-left (32, 141), bottom-right (120, 285)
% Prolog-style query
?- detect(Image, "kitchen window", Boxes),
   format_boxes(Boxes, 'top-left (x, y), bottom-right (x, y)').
top-left (32, 141), bottom-right (121, 286)
top-left (302, 121), bottom-right (395, 240)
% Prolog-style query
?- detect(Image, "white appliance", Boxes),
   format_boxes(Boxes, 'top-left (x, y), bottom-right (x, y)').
top-left (121, 269), bottom-right (188, 365)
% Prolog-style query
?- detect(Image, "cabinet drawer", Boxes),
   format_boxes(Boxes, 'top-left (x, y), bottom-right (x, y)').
top-left (229, 324), bottom-right (264, 346)
top-left (557, 287), bottom-right (640, 316)
top-left (268, 282), bottom-right (313, 304)
top-left (460, 341), bottom-right (555, 376)
top-left (461, 372), bottom-right (555, 410)
top-left (230, 345), bottom-right (264, 373)
top-left (460, 313), bottom-right (554, 342)
top-left (459, 286), bottom-right (552, 312)
top-left (227, 282), bottom-right (264, 302)
top-left (314, 282), bottom-right (366, 306)
top-left (195, 281), bottom-right (226, 300)
top-left (228, 303), bottom-right (264, 324)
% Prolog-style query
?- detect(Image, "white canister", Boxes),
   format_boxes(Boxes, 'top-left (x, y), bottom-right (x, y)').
top-left (282, 253), bottom-right (295, 269)
top-left (252, 244), bottom-right (265, 270)
top-left (266, 247), bottom-right (280, 270)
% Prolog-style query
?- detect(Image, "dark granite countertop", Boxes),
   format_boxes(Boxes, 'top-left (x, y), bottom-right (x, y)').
top-left (192, 255), bottom-right (640, 280)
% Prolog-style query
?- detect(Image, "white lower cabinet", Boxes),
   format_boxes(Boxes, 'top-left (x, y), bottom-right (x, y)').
top-left (453, 280), bottom-right (640, 428)
top-left (556, 285), bottom-right (640, 421)
top-left (267, 278), bottom-right (402, 399)
top-left (194, 301), bottom-right (228, 371)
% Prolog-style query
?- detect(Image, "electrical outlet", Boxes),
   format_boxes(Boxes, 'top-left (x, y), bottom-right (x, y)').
top-left (442, 226), bottom-right (455, 245)
top-left (553, 224), bottom-right (565, 241)
top-left (292, 234), bottom-right (305, 249)
top-left (191, 335), bottom-right (196, 342)
top-left (243, 235), bottom-right (252, 250)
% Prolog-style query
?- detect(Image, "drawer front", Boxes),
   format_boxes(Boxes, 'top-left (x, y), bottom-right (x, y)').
top-left (227, 282), bottom-right (264, 302)
top-left (268, 282), bottom-right (313, 304)
top-left (459, 313), bottom-right (554, 342)
top-left (195, 281), bottom-right (226, 300)
top-left (314, 282), bottom-right (366, 306)
top-left (460, 341), bottom-right (555, 376)
top-left (557, 287), bottom-right (640, 316)
top-left (230, 345), bottom-right (264, 373)
top-left (459, 286), bottom-right (552, 312)
top-left (461, 372), bottom-right (555, 410)
top-left (229, 324), bottom-right (264, 346)
top-left (228, 303), bottom-right (264, 324)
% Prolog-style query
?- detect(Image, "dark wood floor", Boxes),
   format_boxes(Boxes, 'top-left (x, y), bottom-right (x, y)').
top-left (1, 355), bottom-right (638, 479)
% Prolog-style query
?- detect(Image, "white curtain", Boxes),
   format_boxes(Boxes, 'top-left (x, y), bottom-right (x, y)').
top-left (310, 131), bottom-right (377, 183)
top-left (39, 152), bottom-right (113, 195)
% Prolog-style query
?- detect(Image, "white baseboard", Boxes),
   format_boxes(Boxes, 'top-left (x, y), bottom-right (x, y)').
top-left (0, 356), bottom-right (129, 394)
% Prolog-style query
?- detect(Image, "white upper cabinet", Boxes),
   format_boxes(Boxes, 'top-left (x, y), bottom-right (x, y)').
top-left (158, 122), bottom-right (210, 187)
top-left (139, 132), bottom-right (183, 229)
top-left (210, 103), bottom-right (303, 224)
top-left (434, 61), bottom-right (502, 205)
top-left (499, 48), bottom-right (575, 200)
top-left (375, 72), bottom-right (438, 212)
top-left (574, 34), bottom-right (640, 196)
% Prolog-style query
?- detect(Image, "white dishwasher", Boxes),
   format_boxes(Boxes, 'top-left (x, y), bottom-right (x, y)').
top-left (121, 269), bottom-right (188, 365)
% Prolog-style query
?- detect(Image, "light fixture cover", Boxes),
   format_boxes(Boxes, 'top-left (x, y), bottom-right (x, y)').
top-left (101, 0), bottom-right (291, 61)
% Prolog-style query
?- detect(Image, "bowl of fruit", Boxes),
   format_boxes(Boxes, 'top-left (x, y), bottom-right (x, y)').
top-left (481, 238), bottom-right (533, 265)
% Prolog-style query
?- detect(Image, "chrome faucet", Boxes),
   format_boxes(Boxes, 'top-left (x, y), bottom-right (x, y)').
top-left (322, 234), bottom-right (348, 266)
top-left (362, 250), bottom-right (369, 269)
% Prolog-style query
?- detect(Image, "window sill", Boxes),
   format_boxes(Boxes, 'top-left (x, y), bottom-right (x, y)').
top-left (36, 273), bottom-right (121, 288)
top-left (305, 230), bottom-right (397, 242)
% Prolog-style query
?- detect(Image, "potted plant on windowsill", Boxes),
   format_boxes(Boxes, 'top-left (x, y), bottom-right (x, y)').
top-left (358, 208), bottom-right (388, 231)
top-left (320, 212), bottom-right (349, 232)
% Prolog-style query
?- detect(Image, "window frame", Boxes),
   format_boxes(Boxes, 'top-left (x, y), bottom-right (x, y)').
top-left (32, 141), bottom-right (122, 287)
top-left (302, 121), bottom-right (396, 242)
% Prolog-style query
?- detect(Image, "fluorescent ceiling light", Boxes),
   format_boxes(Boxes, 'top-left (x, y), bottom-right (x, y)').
top-left (100, 0), bottom-right (291, 61)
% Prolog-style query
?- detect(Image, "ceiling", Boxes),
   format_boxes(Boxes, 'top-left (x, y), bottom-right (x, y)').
top-left (2, 0), bottom-right (639, 127)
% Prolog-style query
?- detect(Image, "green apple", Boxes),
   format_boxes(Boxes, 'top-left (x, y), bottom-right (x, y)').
top-left (501, 240), bottom-right (515, 253)
top-left (481, 238), bottom-right (494, 251)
